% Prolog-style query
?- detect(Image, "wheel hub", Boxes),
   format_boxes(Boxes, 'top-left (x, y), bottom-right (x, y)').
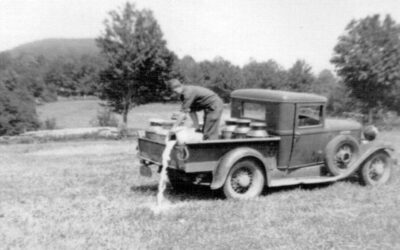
top-left (231, 168), bottom-right (253, 193)
top-left (335, 145), bottom-right (353, 167)
top-left (237, 173), bottom-right (251, 187)
top-left (371, 160), bottom-right (385, 176)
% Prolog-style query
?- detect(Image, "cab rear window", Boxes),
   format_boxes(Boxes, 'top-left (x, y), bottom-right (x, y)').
top-left (242, 102), bottom-right (265, 120)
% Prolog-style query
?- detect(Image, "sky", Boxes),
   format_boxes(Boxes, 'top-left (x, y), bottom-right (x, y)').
top-left (0, 0), bottom-right (399, 72)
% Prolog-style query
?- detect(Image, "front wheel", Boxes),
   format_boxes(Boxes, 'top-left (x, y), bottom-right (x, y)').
top-left (223, 160), bottom-right (265, 199)
top-left (325, 136), bottom-right (360, 176)
top-left (360, 152), bottom-right (392, 186)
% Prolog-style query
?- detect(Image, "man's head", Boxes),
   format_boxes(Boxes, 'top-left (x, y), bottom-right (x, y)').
top-left (168, 79), bottom-right (184, 94)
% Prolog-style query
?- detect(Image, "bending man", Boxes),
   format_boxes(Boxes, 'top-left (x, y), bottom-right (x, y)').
top-left (169, 79), bottom-right (223, 140)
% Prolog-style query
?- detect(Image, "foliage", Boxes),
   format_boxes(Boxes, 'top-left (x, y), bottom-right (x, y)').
top-left (91, 107), bottom-right (119, 127)
top-left (96, 2), bottom-right (178, 124)
top-left (313, 69), bottom-right (339, 96)
top-left (0, 83), bottom-right (40, 136)
top-left (0, 49), bottom-right (105, 102)
top-left (326, 82), bottom-right (358, 116)
top-left (331, 14), bottom-right (400, 121)
top-left (44, 55), bottom-right (106, 97)
top-left (285, 60), bottom-right (316, 92)
top-left (198, 57), bottom-right (244, 102)
top-left (242, 59), bottom-right (287, 90)
top-left (177, 55), bottom-right (203, 85)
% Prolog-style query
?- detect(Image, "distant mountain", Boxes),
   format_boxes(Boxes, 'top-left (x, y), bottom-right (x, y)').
top-left (8, 38), bottom-right (100, 59)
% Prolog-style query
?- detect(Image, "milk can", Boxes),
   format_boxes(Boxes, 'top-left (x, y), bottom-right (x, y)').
top-left (146, 118), bottom-right (164, 140)
top-left (222, 118), bottom-right (239, 139)
top-left (233, 119), bottom-right (251, 139)
top-left (247, 122), bottom-right (268, 138)
top-left (162, 120), bottom-right (175, 131)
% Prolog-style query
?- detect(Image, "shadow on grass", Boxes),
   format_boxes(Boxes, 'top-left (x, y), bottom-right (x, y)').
top-left (265, 182), bottom-right (334, 196)
top-left (130, 176), bottom-right (364, 201)
top-left (130, 183), bottom-right (223, 201)
top-left (264, 176), bottom-right (362, 196)
top-left (130, 184), bottom-right (158, 194)
top-left (166, 185), bottom-right (223, 202)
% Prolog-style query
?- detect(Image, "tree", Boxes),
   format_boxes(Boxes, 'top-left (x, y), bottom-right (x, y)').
top-left (326, 81), bottom-right (361, 116)
top-left (0, 82), bottom-right (40, 136)
top-left (312, 69), bottom-right (339, 96)
top-left (96, 2), bottom-right (177, 124)
top-left (197, 57), bottom-right (244, 102)
top-left (242, 59), bottom-right (287, 89)
top-left (331, 15), bottom-right (400, 122)
top-left (286, 60), bottom-right (315, 92)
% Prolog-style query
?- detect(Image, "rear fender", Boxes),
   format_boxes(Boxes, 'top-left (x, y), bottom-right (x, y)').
top-left (210, 147), bottom-right (272, 190)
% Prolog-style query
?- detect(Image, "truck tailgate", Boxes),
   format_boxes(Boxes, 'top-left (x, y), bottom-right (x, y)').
top-left (138, 137), bottom-right (182, 167)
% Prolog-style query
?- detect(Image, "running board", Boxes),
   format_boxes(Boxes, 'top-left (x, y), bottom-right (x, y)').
top-left (269, 176), bottom-right (341, 187)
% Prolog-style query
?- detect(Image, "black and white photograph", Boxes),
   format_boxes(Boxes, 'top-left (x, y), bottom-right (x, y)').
top-left (0, 0), bottom-right (399, 249)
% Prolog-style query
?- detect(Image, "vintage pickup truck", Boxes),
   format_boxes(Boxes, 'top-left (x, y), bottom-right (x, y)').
top-left (137, 89), bottom-right (395, 199)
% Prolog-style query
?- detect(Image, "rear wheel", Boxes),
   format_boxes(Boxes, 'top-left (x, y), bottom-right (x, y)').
top-left (360, 152), bottom-right (392, 186)
top-left (223, 160), bottom-right (265, 199)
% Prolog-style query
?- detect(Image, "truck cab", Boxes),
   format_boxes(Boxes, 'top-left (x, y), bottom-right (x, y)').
top-left (138, 89), bottom-right (395, 199)
top-left (231, 89), bottom-right (362, 169)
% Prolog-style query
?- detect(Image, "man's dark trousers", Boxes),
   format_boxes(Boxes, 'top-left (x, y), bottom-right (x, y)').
top-left (202, 99), bottom-right (223, 140)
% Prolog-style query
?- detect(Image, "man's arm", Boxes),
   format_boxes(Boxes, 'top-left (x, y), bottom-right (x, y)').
top-left (172, 112), bottom-right (187, 130)
top-left (189, 112), bottom-right (199, 129)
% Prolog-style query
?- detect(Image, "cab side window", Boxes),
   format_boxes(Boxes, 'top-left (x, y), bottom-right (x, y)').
top-left (298, 105), bottom-right (323, 127)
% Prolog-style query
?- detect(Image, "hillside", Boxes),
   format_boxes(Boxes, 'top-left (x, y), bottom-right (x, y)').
top-left (8, 38), bottom-right (99, 59)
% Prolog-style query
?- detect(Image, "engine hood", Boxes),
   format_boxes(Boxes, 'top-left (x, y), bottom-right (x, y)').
top-left (325, 118), bottom-right (362, 131)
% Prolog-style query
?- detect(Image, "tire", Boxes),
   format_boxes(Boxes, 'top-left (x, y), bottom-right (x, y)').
top-left (360, 152), bottom-right (392, 186)
top-left (325, 135), bottom-right (360, 176)
top-left (223, 159), bottom-right (265, 199)
top-left (167, 169), bottom-right (191, 191)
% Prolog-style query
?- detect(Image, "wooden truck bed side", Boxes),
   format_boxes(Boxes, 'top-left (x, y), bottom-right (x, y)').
top-left (138, 137), bottom-right (280, 173)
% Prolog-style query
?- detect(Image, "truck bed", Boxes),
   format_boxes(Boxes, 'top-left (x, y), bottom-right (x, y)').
top-left (138, 136), bottom-right (280, 173)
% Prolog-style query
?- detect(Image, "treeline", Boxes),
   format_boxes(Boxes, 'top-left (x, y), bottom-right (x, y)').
top-left (0, 49), bottom-right (342, 135)
top-left (0, 51), bottom-right (106, 135)
top-left (0, 52), bottom-right (106, 102)
top-left (177, 56), bottom-right (338, 102)
top-left (0, 50), bottom-right (339, 105)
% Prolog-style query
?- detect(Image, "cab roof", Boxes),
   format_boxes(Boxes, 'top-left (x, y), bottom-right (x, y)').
top-left (231, 89), bottom-right (327, 103)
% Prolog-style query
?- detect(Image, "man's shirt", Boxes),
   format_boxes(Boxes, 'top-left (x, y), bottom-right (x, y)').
top-left (180, 85), bottom-right (221, 113)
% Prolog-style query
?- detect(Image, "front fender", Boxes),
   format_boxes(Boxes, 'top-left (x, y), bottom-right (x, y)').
top-left (334, 141), bottom-right (395, 181)
top-left (210, 147), bottom-right (269, 190)
top-left (355, 141), bottom-right (395, 167)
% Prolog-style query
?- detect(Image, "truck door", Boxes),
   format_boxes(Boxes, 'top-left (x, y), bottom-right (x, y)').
top-left (289, 104), bottom-right (326, 168)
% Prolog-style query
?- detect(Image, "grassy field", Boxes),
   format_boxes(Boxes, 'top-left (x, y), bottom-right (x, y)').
top-left (37, 99), bottom-right (230, 130)
top-left (0, 127), bottom-right (399, 248)
top-left (37, 99), bottom-right (179, 130)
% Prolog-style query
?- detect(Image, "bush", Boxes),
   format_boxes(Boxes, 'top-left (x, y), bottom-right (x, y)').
top-left (91, 108), bottom-right (119, 127)
top-left (0, 86), bottom-right (40, 136)
top-left (41, 118), bottom-right (57, 130)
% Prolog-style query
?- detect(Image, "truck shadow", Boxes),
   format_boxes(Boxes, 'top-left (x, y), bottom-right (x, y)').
top-left (167, 185), bottom-right (224, 201)
top-left (130, 183), bottom-right (223, 201)
top-left (130, 184), bottom-right (158, 194)
top-left (265, 182), bottom-right (334, 195)
top-left (130, 176), bottom-right (361, 201)
top-left (264, 177), bottom-right (361, 195)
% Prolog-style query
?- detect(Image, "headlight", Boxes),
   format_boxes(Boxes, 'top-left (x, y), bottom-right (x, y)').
top-left (363, 125), bottom-right (378, 141)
